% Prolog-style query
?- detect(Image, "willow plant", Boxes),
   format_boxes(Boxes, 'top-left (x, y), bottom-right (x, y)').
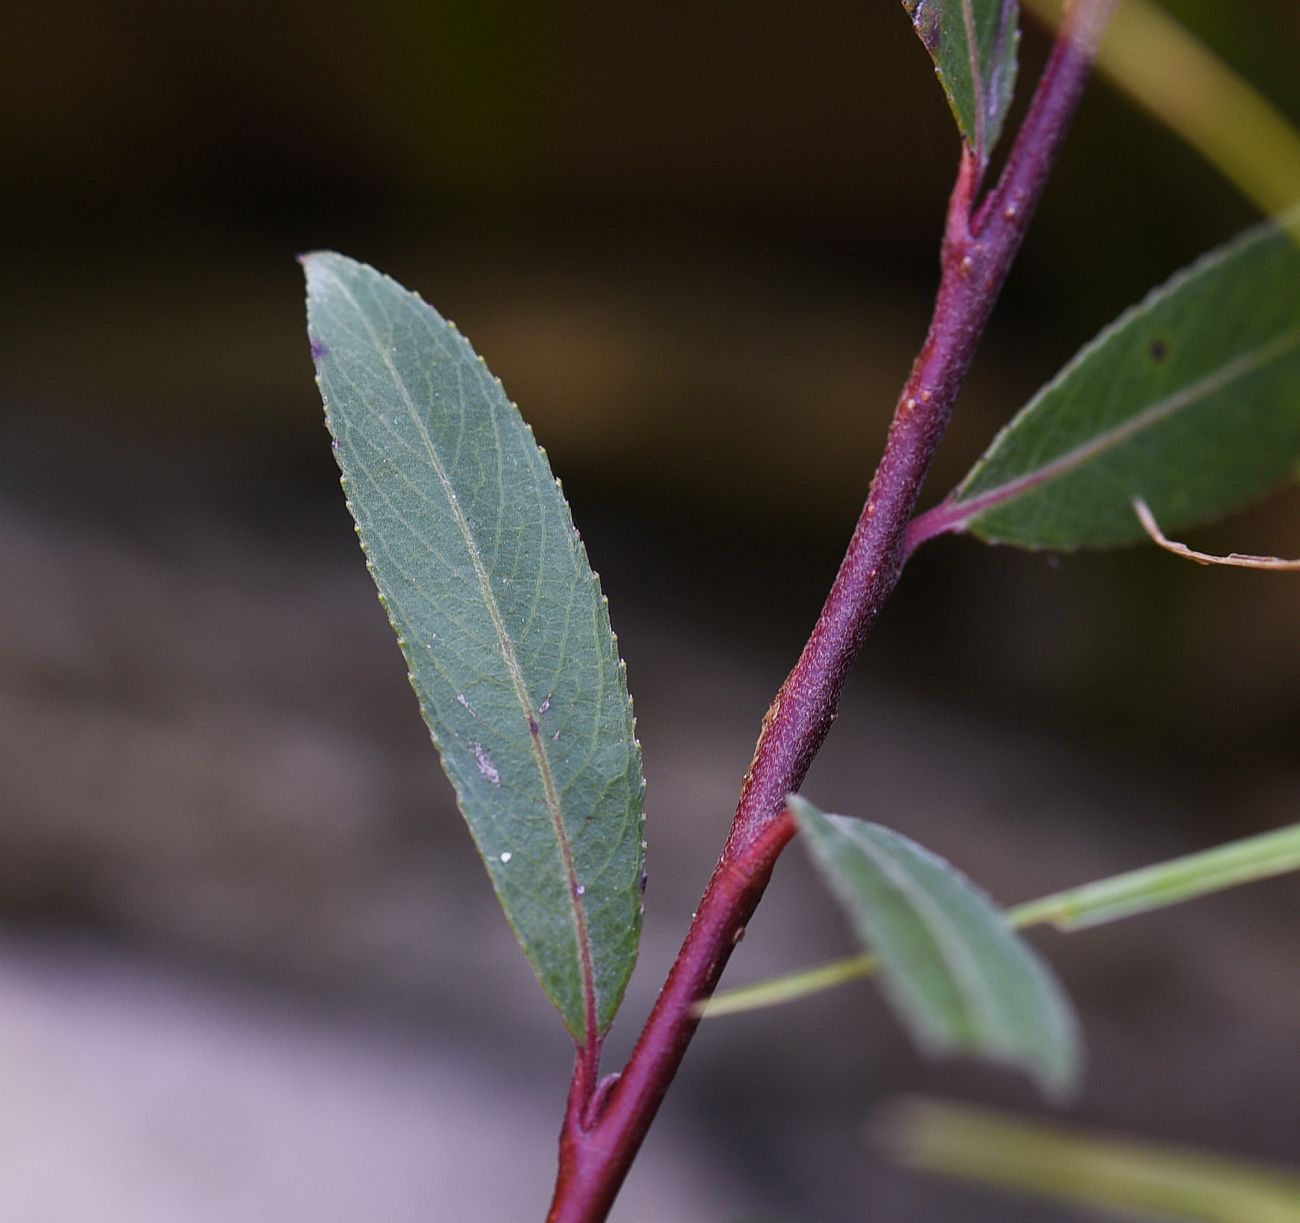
top-left (302, 1), bottom-right (1300, 1218)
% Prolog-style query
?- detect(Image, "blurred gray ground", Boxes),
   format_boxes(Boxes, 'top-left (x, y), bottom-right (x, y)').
top-left (0, 934), bottom-right (742, 1223)
top-left (0, 471), bottom-right (1296, 1221)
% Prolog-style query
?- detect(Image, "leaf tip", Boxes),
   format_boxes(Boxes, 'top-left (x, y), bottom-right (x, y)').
top-left (1038, 1054), bottom-right (1083, 1104)
top-left (301, 250), bottom-right (369, 303)
top-left (297, 249), bottom-right (334, 278)
top-left (902, 0), bottom-right (941, 52)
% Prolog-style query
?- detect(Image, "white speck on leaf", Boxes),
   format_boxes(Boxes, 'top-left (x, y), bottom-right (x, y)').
top-left (499, 851), bottom-right (513, 864)
top-left (470, 742), bottom-right (500, 786)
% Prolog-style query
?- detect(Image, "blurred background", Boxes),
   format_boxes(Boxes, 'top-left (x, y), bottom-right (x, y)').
top-left (1, 1), bottom-right (1297, 1219)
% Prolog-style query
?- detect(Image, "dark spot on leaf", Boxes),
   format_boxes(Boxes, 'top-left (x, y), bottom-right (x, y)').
top-left (1149, 338), bottom-right (1168, 363)
top-left (528, 717), bottom-right (540, 735)
top-left (310, 338), bottom-right (330, 361)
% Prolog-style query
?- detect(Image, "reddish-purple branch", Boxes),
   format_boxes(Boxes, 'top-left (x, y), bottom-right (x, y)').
top-left (547, 4), bottom-right (1116, 1218)
top-left (549, 810), bottom-right (797, 1222)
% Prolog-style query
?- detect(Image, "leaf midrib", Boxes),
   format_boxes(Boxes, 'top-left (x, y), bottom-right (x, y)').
top-left (323, 265), bottom-right (598, 1040)
top-left (960, 0), bottom-right (985, 158)
top-left (844, 823), bottom-right (1003, 1042)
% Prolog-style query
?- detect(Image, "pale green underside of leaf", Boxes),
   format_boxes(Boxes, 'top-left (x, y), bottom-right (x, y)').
top-left (956, 215), bottom-right (1300, 549)
top-left (303, 252), bottom-right (644, 1042)
top-left (790, 797), bottom-right (1078, 1098)
top-left (902, 0), bottom-right (1019, 164)
top-left (704, 821), bottom-right (1300, 1019)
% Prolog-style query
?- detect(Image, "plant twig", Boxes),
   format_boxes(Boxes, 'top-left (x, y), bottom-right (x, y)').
top-left (1133, 498), bottom-right (1300, 570)
top-left (546, 3), bottom-right (1118, 1217)
top-left (549, 808), bottom-right (797, 1222)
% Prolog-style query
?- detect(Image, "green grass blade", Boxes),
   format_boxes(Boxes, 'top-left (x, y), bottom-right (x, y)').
top-left (303, 252), bottom-right (645, 1043)
top-left (700, 954), bottom-right (878, 1020)
top-left (791, 797), bottom-right (1080, 1099)
top-left (1024, 0), bottom-right (1300, 221)
top-left (877, 1096), bottom-right (1300, 1222)
top-left (1010, 822), bottom-right (1300, 930)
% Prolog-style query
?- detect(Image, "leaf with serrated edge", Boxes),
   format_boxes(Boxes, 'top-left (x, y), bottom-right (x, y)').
top-left (950, 214), bottom-right (1300, 549)
top-left (303, 252), bottom-right (644, 1043)
top-left (791, 796), bottom-right (1079, 1098)
top-left (901, 0), bottom-right (1019, 165)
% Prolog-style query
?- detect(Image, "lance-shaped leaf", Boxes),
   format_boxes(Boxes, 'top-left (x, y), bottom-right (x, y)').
top-left (901, 0), bottom-right (1020, 165)
top-left (303, 253), bottom-right (644, 1043)
top-left (790, 796), bottom-right (1079, 1098)
top-left (945, 215), bottom-right (1300, 550)
top-left (705, 821), bottom-right (1300, 1019)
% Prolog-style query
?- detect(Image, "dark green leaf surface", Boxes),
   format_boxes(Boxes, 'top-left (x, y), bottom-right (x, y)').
top-left (791, 797), bottom-right (1079, 1098)
top-left (953, 217), bottom-right (1300, 549)
top-left (304, 253), bottom-right (644, 1042)
top-left (901, 0), bottom-right (1019, 165)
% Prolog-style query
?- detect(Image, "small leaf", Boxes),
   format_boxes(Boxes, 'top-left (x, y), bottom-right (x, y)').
top-left (948, 215), bottom-right (1300, 549)
top-left (706, 821), bottom-right (1300, 1019)
top-left (901, 0), bottom-right (1020, 165)
top-left (303, 252), bottom-right (645, 1043)
top-left (790, 796), bottom-right (1079, 1098)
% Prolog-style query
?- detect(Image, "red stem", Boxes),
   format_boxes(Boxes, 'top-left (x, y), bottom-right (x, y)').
top-left (547, 3), bottom-right (1116, 1218)
top-left (550, 811), bottom-right (797, 1221)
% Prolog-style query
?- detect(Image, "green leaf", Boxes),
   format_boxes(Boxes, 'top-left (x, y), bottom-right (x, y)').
top-left (949, 215), bottom-right (1300, 549)
top-left (878, 1096), bottom-right (1300, 1223)
top-left (705, 821), bottom-right (1300, 1019)
top-left (303, 252), bottom-right (644, 1043)
top-left (901, 0), bottom-right (1019, 165)
top-left (790, 796), bottom-right (1079, 1098)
